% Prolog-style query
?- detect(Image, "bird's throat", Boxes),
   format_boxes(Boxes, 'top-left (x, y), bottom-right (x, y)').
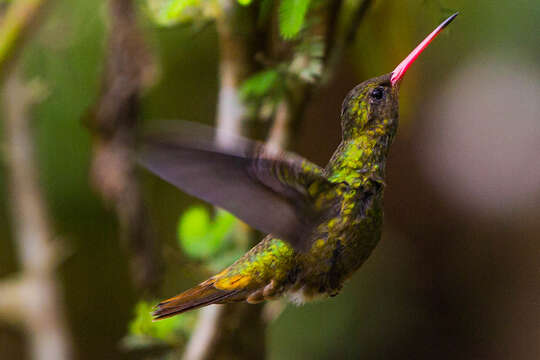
top-left (326, 135), bottom-right (390, 187)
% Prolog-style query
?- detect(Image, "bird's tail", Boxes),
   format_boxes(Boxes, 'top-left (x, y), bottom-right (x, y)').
top-left (152, 278), bottom-right (244, 320)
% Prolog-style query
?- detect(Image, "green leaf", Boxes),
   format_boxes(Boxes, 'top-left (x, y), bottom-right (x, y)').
top-left (147, 0), bottom-right (216, 26)
top-left (209, 210), bottom-right (237, 245)
top-left (178, 206), bottom-right (213, 258)
top-left (237, 0), bottom-right (252, 5)
top-left (178, 206), bottom-right (209, 241)
top-left (127, 300), bottom-right (197, 345)
top-left (240, 69), bottom-right (279, 99)
top-left (278, 0), bottom-right (311, 39)
top-left (177, 207), bottom-right (236, 259)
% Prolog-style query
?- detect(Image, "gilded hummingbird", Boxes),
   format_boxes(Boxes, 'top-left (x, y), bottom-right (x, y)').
top-left (141, 13), bottom-right (459, 319)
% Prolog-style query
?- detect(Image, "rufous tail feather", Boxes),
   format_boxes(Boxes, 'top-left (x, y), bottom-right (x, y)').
top-left (152, 279), bottom-right (242, 320)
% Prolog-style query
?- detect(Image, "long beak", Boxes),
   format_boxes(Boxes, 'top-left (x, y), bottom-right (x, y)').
top-left (390, 13), bottom-right (459, 86)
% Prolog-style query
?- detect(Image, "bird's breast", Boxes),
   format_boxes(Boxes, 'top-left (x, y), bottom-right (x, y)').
top-left (291, 188), bottom-right (384, 300)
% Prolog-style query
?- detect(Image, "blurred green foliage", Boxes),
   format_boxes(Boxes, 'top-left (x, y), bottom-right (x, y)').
top-left (126, 300), bottom-right (197, 347)
top-left (240, 69), bottom-right (281, 100)
top-left (177, 207), bottom-right (236, 259)
top-left (147, 0), bottom-right (219, 26)
top-left (239, 36), bottom-right (323, 121)
top-left (147, 0), bottom-right (314, 39)
top-left (125, 206), bottom-right (242, 349)
top-left (177, 206), bottom-right (247, 272)
top-left (278, 0), bottom-right (312, 39)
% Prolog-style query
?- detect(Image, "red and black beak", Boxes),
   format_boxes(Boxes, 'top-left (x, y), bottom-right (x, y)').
top-left (391, 13), bottom-right (459, 87)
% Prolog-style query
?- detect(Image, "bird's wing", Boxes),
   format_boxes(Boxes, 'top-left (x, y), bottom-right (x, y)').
top-left (138, 121), bottom-right (335, 252)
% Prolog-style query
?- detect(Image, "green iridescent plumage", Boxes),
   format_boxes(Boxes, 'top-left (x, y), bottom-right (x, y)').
top-left (218, 74), bottom-right (397, 300)
top-left (140, 14), bottom-right (458, 319)
top-left (141, 74), bottom-right (399, 318)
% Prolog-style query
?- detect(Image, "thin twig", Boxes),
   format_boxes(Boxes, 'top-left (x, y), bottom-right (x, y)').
top-left (0, 0), bottom-right (47, 74)
top-left (0, 69), bottom-right (72, 360)
top-left (323, 0), bottom-right (344, 66)
top-left (344, 0), bottom-right (374, 46)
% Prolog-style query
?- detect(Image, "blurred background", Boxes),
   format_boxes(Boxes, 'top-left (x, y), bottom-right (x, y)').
top-left (0, 0), bottom-right (539, 359)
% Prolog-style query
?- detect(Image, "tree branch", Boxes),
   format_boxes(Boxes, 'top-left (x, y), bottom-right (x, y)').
top-left (0, 68), bottom-right (72, 360)
top-left (0, 2), bottom-right (72, 358)
top-left (344, 0), bottom-right (374, 47)
top-left (88, 0), bottom-right (162, 294)
top-left (322, 0), bottom-right (344, 66)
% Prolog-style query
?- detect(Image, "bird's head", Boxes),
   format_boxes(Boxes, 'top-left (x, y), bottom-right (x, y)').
top-left (340, 13), bottom-right (459, 142)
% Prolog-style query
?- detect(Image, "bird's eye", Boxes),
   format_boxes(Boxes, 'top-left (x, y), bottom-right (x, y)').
top-left (371, 87), bottom-right (384, 100)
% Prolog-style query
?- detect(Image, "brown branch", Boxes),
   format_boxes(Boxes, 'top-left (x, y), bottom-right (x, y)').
top-left (182, 1), bottom-right (266, 359)
top-left (322, 0), bottom-right (374, 84)
top-left (322, 0), bottom-right (344, 66)
top-left (344, 0), bottom-right (374, 46)
top-left (0, 2), bottom-right (72, 358)
top-left (0, 69), bottom-right (72, 360)
top-left (184, 301), bottom-right (266, 360)
top-left (214, 0), bottom-right (258, 142)
top-left (88, 0), bottom-right (162, 294)
top-left (266, 84), bottom-right (311, 152)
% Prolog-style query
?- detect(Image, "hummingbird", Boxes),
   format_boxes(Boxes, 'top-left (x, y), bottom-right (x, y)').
top-left (141, 13), bottom-right (459, 319)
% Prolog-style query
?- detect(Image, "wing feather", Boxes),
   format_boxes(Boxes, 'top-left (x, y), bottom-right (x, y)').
top-left (138, 121), bottom-right (333, 251)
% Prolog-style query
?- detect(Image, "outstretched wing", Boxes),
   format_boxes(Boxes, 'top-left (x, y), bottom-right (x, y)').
top-left (138, 121), bottom-right (334, 252)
